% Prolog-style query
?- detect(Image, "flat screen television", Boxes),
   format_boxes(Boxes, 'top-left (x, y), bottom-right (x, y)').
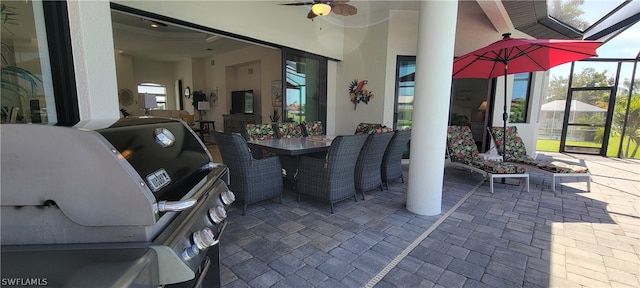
top-left (231, 90), bottom-right (254, 114)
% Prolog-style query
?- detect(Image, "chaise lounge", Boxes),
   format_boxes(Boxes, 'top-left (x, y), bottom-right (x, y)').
top-left (489, 126), bottom-right (591, 192)
top-left (446, 126), bottom-right (529, 193)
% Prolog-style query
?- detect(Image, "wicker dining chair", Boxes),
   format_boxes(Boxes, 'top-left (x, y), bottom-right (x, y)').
top-left (296, 134), bottom-right (368, 213)
top-left (211, 131), bottom-right (283, 215)
top-left (380, 129), bottom-right (411, 189)
top-left (355, 131), bottom-right (394, 199)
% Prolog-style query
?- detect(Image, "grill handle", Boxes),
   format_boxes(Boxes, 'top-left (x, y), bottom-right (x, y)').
top-left (153, 199), bottom-right (197, 213)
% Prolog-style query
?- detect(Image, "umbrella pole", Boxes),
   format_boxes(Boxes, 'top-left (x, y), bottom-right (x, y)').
top-left (503, 61), bottom-right (508, 162)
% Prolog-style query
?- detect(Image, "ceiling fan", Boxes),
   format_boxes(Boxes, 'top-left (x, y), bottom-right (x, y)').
top-left (282, 0), bottom-right (358, 19)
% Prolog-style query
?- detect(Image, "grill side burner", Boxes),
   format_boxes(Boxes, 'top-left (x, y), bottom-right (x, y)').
top-left (1, 118), bottom-right (234, 287)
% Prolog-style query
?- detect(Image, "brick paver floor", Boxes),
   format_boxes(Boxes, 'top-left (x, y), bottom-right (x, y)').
top-left (216, 152), bottom-right (639, 287)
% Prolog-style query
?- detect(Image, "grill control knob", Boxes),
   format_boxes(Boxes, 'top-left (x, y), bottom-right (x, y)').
top-left (192, 228), bottom-right (217, 250)
top-left (219, 190), bottom-right (235, 206)
top-left (181, 245), bottom-right (200, 261)
top-left (208, 206), bottom-right (227, 224)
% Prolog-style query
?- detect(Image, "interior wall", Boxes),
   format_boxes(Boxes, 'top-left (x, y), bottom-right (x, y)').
top-left (114, 53), bottom-right (136, 113)
top-left (225, 61), bottom-right (262, 115)
top-left (204, 45), bottom-right (280, 126)
top-left (131, 58), bottom-right (175, 109)
top-left (174, 59), bottom-right (194, 114)
top-left (451, 79), bottom-right (490, 122)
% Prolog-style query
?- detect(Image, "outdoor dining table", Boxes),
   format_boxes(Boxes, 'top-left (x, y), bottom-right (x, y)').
top-left (247, 136), bottom-right (335, 156)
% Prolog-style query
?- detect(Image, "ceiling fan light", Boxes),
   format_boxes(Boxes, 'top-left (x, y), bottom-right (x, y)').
top-left (311, 3), bottom-right (331, 16)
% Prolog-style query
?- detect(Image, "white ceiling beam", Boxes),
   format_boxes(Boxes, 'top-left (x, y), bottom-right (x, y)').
top-left (476, 0), bottom-right (514, 34)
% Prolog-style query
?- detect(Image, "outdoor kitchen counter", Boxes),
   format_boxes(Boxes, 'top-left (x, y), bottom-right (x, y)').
top-left (1, 244), bottom-right (159, 287)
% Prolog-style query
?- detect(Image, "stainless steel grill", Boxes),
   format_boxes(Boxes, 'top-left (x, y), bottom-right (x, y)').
top-left (1, 117), bottom-right (234, 287)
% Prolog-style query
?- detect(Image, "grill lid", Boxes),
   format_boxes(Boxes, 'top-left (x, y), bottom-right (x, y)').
top-left (1, 118), bottom-right (213, 226)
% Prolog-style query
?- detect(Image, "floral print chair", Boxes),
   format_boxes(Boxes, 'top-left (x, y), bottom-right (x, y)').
top-left (244, 123), bottom-right (276, 140)
top-left (303, 121), bottom-right (324, 136)
top-left (244, 123), bottom-right (277, 159)
top-left (489, 126), bottom-right (590, 192)
top-left (276, 122), bottom-right (304, 138)
top-left (354, 123), bottom-right (382, 134)
top-left (446, 126), bottom-right (529, 193)
top-left (354, 123), bottom-right (393, 135)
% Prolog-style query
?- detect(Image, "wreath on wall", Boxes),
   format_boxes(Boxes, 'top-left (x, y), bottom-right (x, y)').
top-left (348, 79), bottom-right (374, 110)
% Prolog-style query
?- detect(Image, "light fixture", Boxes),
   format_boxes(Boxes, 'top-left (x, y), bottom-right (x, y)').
top-left (197, 101), bottom-right (210, 121)
top-left (311, 3), bottom-right (331, 16)
top-left (477, 101), bottom-right (488, 111)
top-left (478, 100), bottom-right (488, 121)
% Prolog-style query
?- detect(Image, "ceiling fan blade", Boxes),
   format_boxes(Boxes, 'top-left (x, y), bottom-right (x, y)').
top-left (332, 3), bottom-right (357, 16)
top-left (307, 9), bottom-right (318, 19)
top-left (281, 2), bottom-right (315, 6)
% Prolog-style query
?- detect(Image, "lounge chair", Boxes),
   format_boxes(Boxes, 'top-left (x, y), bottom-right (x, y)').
top-left (489, 126), bottom-right (591, 192)
top-left (446, 126), bottom-right (529, 193)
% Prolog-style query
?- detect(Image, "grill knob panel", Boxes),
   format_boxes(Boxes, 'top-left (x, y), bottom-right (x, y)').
top-left (208, 206), bottom-right (227, 224)
top-left (181, 245), bottom-right (200, 261)
top-left (219, 190), bottom-right (235, 206)
top-left (192, 228), bottom-right (217, 250)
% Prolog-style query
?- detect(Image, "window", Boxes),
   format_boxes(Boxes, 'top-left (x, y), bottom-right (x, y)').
top-left (2, 1), bottom-right (56, 124)
top-left (511, 73), bottom-right (532, 123)
top-left (137, 83), bottom-right (167, 110)
top-left (395, 56), bottom-right (415, 130)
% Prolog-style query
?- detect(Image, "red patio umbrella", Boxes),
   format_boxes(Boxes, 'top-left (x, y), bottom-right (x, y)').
top-left (452, 33), bottom-right (601, 160)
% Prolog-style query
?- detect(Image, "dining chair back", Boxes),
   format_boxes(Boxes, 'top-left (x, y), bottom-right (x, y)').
top-left (275, 122), bottom-right (304, 138)
top-left (302, 121), bottom-right (324, 136)
top-left (355, 131), bottom-right (394, 199)
top-left (211, 131), bottom-right (283, 215)
top-left (296, 134), bottom-right (368, 213)
top-left (381, 129), bottom-right (411, 189)
top-left (354, 123), bottom-right (383, 134)
top-left (244, 123), bottom-right (277, 140)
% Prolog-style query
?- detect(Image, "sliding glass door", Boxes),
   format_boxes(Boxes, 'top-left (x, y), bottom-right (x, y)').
top-left (282, 49), bottom-right (327, 125)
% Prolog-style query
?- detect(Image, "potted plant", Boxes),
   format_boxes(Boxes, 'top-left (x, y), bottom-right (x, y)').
top-left (191, 90), bottom-right (206, 107)
top-left (269, 109), bottom-right (280, 123)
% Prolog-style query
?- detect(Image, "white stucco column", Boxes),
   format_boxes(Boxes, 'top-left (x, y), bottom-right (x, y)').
top-left (67, 0), bottom-right (120, 121)
top-left (406, 0), bottom-right (458, 215)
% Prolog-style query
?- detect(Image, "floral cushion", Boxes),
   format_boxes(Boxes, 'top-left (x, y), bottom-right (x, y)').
top-left (354, 123), bottom-right (383, 134)
top-left (246, 124), bottom-right (276, 140)
top-left (277, 122), bottom-right (304, 138)
top-left (447, 126), bottom-right (525, 174)
top-left (304, 121), bottom-right (324, 136)
top-left (490, 126), bottom-right (588, 173)
top-left (372, 126), bottom-right (394, 134)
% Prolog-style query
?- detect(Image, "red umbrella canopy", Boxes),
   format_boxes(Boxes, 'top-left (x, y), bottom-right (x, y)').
top-left (453, 33), bottom-right (601, 79)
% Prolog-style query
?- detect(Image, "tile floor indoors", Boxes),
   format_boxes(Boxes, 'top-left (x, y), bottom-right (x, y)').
top-left (205, 142), bottom-right (640, 287)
